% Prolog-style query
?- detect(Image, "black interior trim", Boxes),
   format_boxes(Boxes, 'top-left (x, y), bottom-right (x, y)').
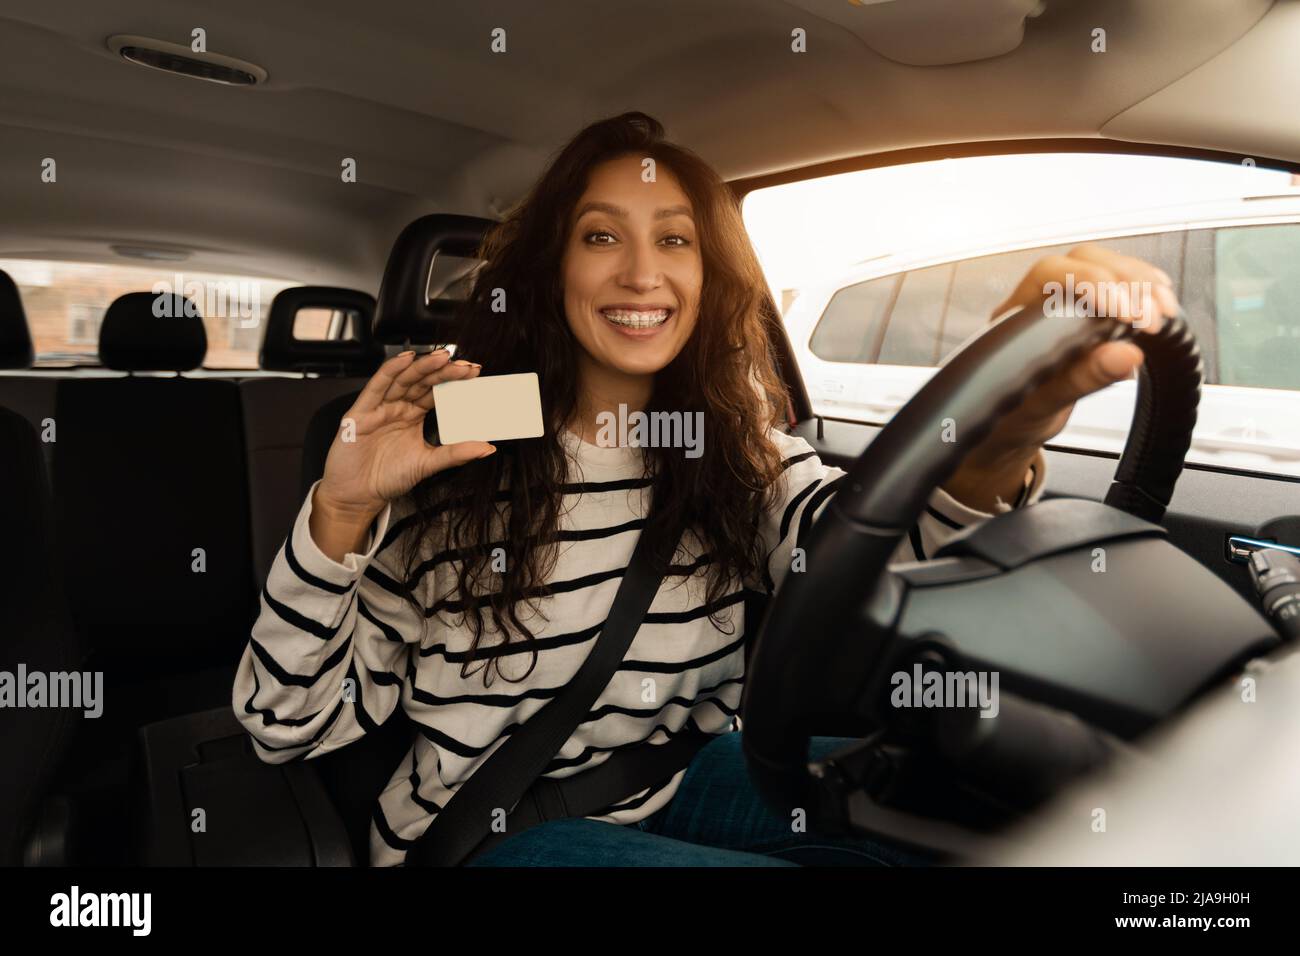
top-left (794, 415), bottom-right (1300, 607)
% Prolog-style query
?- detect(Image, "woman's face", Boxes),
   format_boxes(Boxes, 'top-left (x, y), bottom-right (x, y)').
top-left (561, 154), bottom-right (702, 383)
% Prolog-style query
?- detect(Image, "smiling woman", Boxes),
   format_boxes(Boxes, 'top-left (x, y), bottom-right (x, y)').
top-left (396, 111), bottom-right (801, 649)
top-left (561, 158), bottom-right (703, 421)
top-left (232, 111), bottom-right (1066, 867)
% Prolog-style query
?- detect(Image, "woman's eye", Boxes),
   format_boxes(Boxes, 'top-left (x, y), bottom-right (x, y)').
top-left (582, 230), bottom-right (691, 247)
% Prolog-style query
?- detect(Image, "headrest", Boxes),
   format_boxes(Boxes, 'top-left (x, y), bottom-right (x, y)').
top-left (260, 286), bottom-right (382, 375)
top-left (0, 270), bottom-right (34, 369)
top-left (374, 213), bottom-right (494, 345)
top-left (99, 291), bottom-right (206, 371)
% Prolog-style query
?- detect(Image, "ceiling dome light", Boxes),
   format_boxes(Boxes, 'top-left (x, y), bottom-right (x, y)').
top-left (106, 34), bottom-right (268, 87)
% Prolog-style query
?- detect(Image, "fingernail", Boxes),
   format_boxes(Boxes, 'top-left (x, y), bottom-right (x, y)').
top-left (398, 349), bottom-right (414, 357)
top-left (478, 445), bottom-right (497, 458)
top-left (1137, 292), bottom-right (1156, 329)
top-left (470, 362), bottom-right (482, 368)
top-left (453, 359), bottom-right (473, 366)
top-left (432, 348), bottom-right (450, 356)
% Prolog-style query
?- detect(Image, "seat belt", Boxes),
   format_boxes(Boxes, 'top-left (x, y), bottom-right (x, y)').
top-left (456, 588), bottom-right (770, 864)
top-left (406, 514), bottom-right (686, 867)
top-left (462, 727), bottom-right (713, 863)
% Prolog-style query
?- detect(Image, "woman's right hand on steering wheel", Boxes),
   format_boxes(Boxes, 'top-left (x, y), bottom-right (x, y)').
top-left (310, 349), bottom-right (496, 559)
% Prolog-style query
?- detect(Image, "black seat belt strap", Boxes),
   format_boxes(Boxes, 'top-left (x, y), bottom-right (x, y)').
top-left (463, 727), bottom-right (714, 863)
top-left (406, 515), bottom-right (682, 866)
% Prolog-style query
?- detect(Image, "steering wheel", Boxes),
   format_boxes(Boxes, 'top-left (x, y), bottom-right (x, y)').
top-left (740, 304), bottom-right (1204, 820)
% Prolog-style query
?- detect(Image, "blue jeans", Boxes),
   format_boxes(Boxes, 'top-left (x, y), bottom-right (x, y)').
top-left (465, 732), bottom-right (929, 866)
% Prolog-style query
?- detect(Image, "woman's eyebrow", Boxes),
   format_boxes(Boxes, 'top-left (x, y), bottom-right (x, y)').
top-left (655, 204), bottom-right (694, 220)
top-left (573, 201), bottom-right (694, 220)
top-left (575, 201), bottom-right (627, 219)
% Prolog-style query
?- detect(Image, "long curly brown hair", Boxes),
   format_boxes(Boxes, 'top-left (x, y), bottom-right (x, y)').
top-left (397, 111), bottom-right (791, 686)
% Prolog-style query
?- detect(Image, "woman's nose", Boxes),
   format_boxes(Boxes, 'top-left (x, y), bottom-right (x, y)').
top-left (618, 239), bottom-right (662, 291)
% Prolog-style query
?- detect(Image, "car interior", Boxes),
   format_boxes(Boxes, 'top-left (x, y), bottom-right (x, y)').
top-left (3, 0), bottom-right (1300, 889)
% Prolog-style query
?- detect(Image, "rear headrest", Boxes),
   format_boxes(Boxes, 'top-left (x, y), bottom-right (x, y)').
top-left (374, 213), bottom-right (494, 345)
top-left (260, 286), bottom-right (382, 375)
top-left (0, 270), bottom-right (34, 369)
top-left (99, 291), bottom-right (206, 371)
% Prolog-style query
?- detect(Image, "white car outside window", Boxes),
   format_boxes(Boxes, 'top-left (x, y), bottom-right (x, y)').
top-left (778, 191), bottom-right (1300, 478)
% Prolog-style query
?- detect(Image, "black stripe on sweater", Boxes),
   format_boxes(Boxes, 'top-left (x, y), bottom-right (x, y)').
top-left (542, 719), bottom-right (709, 774)
top-left (261, 582), bottom-right (350, 641)
top-left (347, 660), bottom-right (381, 736)
top-left (372, 801), bottom-right (415, 852)
top-left (381, 454), bottom-right (807, 562)
top-left (620, 627), bottom-right (746, 674)
top-left (406, 747), bottom-right (445, 816)
top-left (925, 504), bottom-right (966, 531)
top-left (779, 477), bottom-right (822, 545)
top-left (241, 666), bottom-right (321, 728)
top-left (248, 634), bottom-right (352, 689)
top-left (283, 528), bottom-right (353, 595)
top-left (420, 551), bottom-right (713, 618)
top-left (780, 450), bottom-right (817, 471)
top-left (407, 517), bottom-right (648, 584)
top-left (419, 621), bottom-right (602, 663)
top-left (411, 674), bottom-right (743, 759)
top-left (247, 695), bottom-right (347, 755)
top-left (358, 595), bottom-right (405, 643)
top-left (908, 522), bottom-right (926, 561)
top-left (795, 474), bottom-right (847, 552)
top-left (379, 476), bottom-right (655, 552)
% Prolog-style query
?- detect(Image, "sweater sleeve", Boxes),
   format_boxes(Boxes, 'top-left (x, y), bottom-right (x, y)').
top-left (232, 482), bottom-right (425, 763)
top-left (759, 428), bottom-right (1047, 595)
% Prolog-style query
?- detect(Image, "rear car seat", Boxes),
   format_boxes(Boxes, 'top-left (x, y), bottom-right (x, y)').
top-left (52, 291), bottom-right (254, 727)
top-left (239, 286), bottom-right (380, 585)
top-left (0, 269), bottom-right (58, 476)
top-left (0, 405), bottom-right (80, 864)
top-left (130, 214), bottom-right (495, 864)
top-left (301, 214), bottom-right (493, 489)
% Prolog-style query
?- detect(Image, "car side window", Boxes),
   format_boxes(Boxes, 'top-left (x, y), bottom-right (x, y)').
top-left (1213, 223), bottom-right (1300, 391)
top-left (942, 245), bottom-right (1071, 363)
top-left (1180, 227), bottom-right (1219, 384)
top-left (809, 273), bottom-right (898, 363)
top-left (877, 263), bottom-right (953, 366)
top-left (745, 150), bottom-right (1300, 479)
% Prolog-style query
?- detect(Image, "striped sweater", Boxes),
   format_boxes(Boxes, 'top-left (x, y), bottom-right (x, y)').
top-left (233, 426), bottom-right (1046, 865)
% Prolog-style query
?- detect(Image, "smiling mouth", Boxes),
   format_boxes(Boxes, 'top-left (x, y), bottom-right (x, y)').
top-left (599, 307), bottom-right (674, 330)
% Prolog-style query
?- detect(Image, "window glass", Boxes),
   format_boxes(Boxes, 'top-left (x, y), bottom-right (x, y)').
top-left (943, 246), bottom-right (1069, 361)
top-left (1, 258), bottom-right (299, 369)
top-left (743, 152), bottom-right (1300, 477)
top-left (809, 274), bottom-right (897, 363)
top-left (878, 264), bottom-right (952, 366)
top-left (1181, 227), bottom-right (1220, 383)
top-left (1214, 224), bottom-right (1300, 390)
top-left (292, 307), bottom-right (365, 342)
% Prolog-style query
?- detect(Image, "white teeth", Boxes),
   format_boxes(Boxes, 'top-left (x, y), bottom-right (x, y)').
top-left (602, 308), bottom-right (670, 329)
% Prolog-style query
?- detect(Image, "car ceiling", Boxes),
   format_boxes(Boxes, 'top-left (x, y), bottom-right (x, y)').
top-left (0, 0), bottom-right (1288, 292)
